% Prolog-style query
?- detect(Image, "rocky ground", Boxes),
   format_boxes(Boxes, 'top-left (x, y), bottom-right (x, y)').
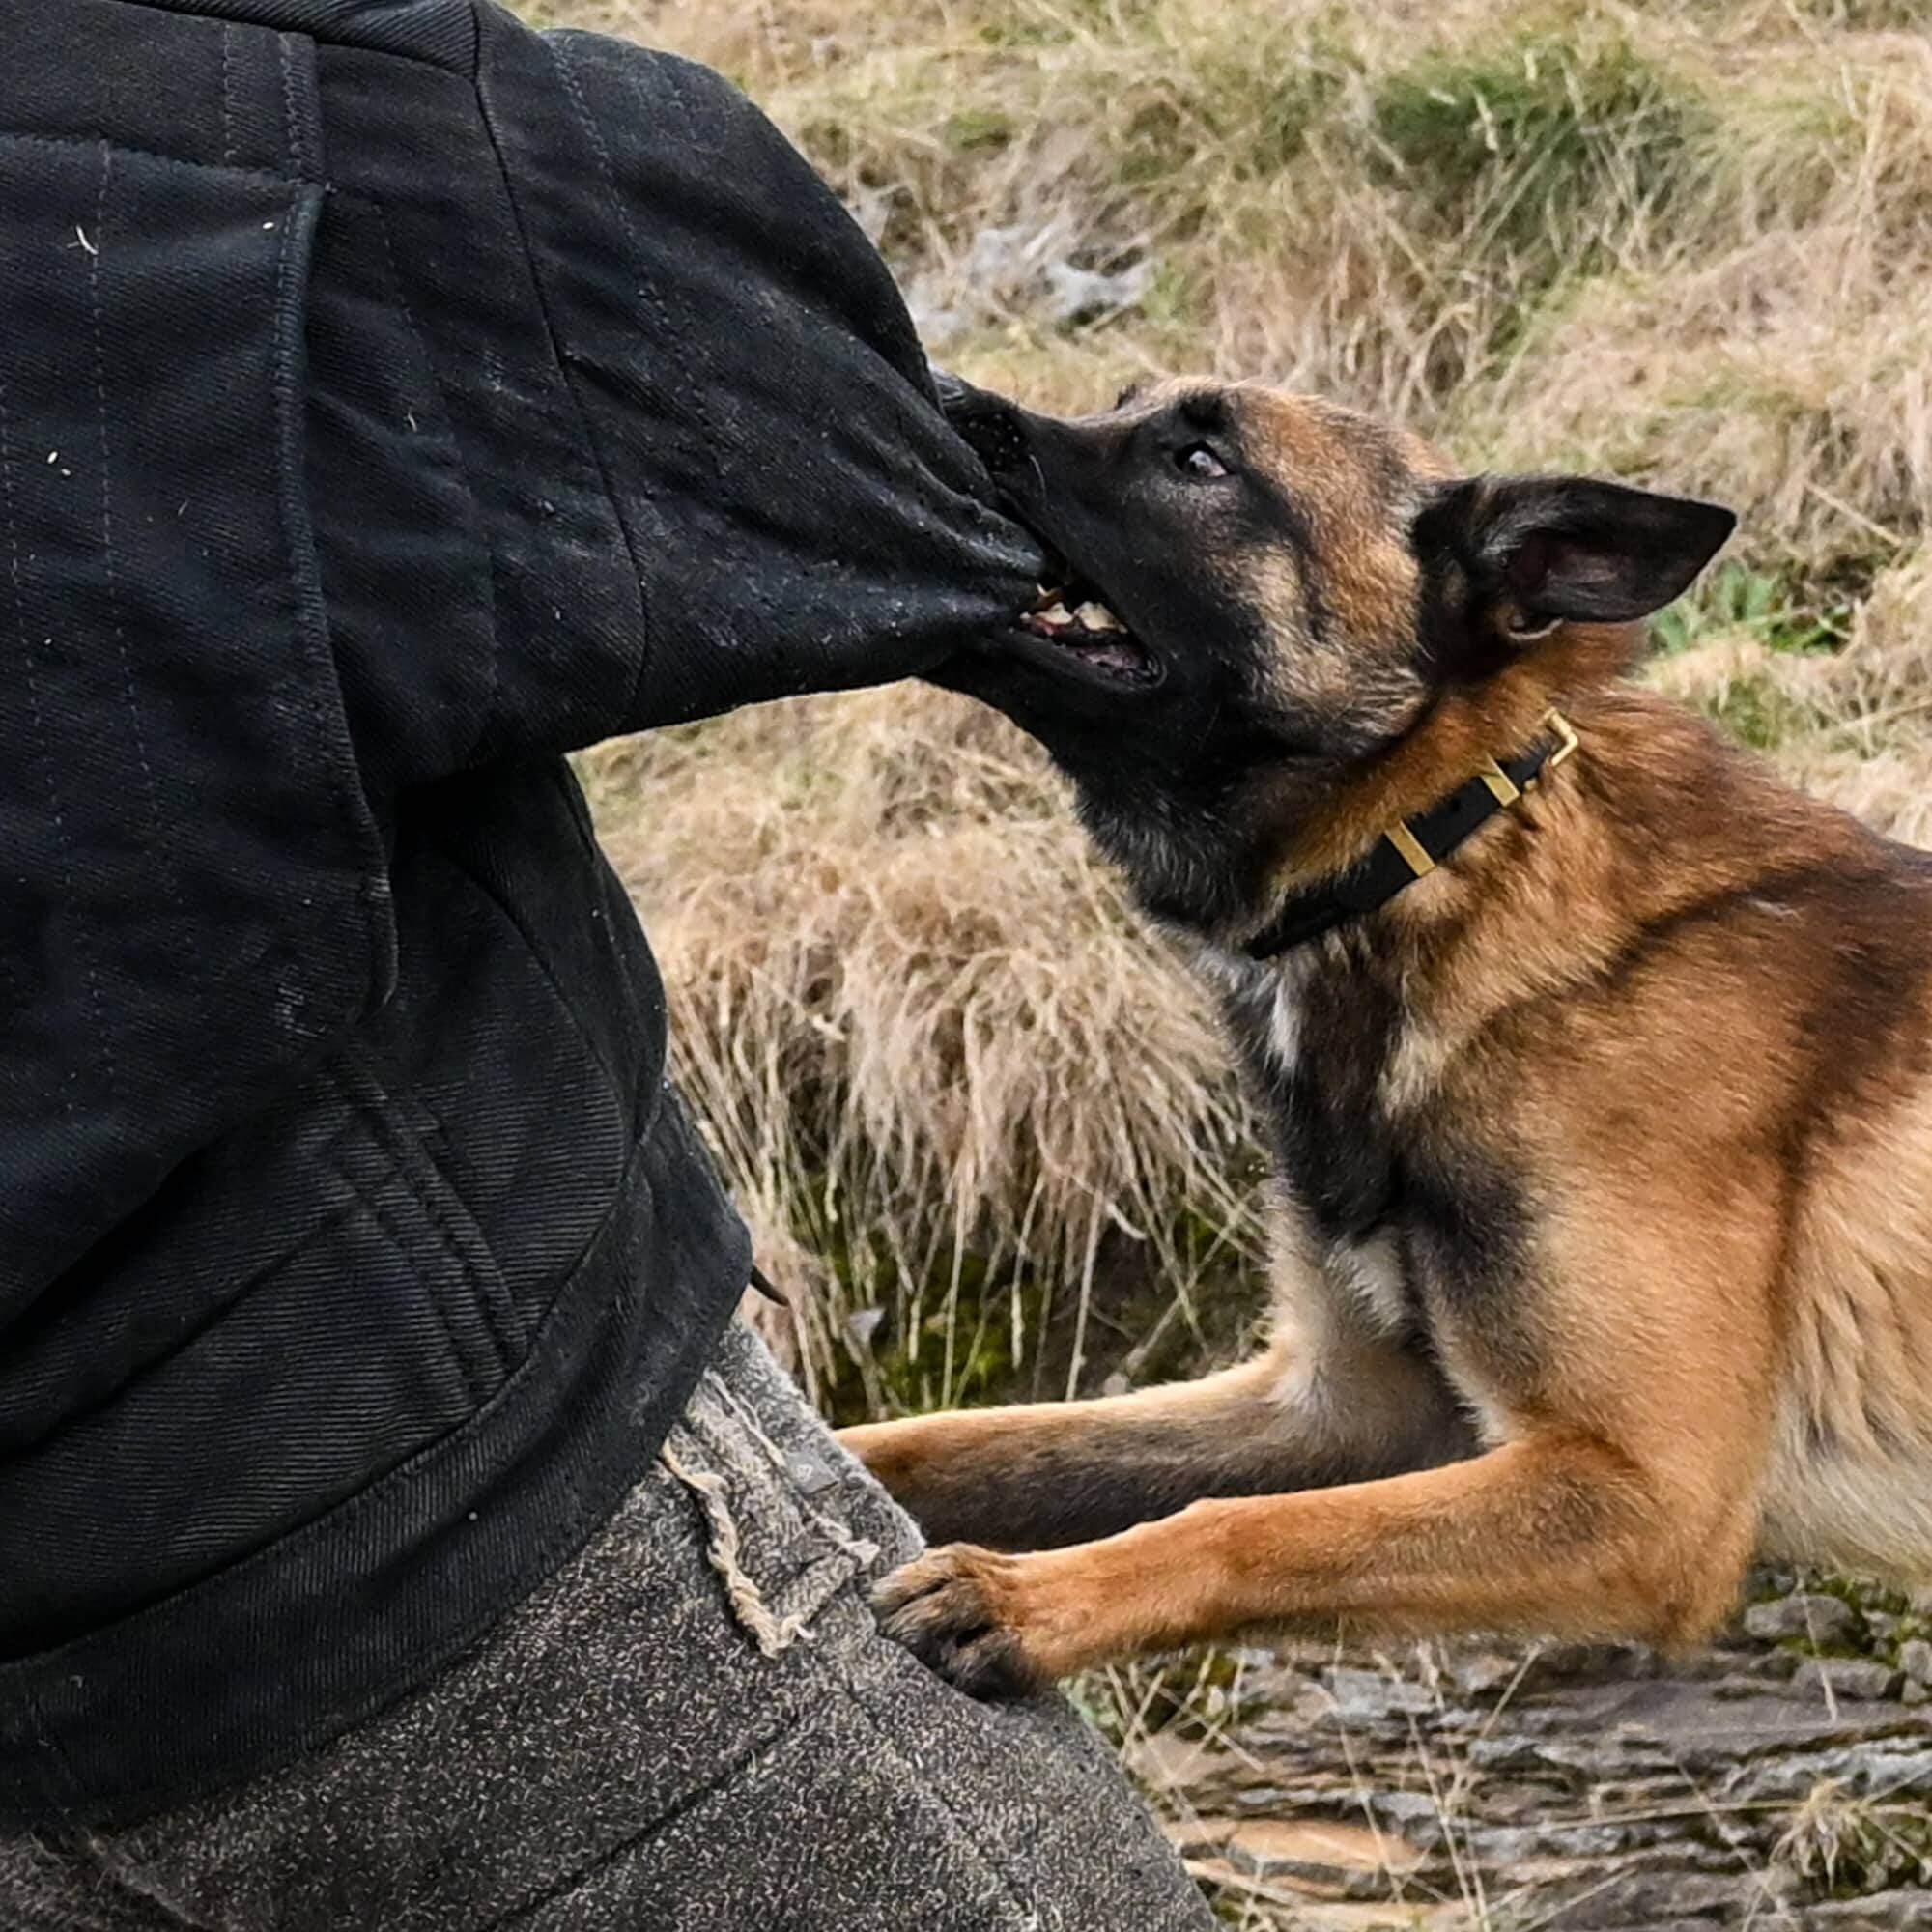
top-left (1100, 1579), bottom-right (1932, 1931)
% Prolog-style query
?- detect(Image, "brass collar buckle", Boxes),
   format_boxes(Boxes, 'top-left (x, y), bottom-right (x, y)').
top-left (1387, 707), bottom-right (1579, 880)
top-left (1245, 709), bottom-right (1581, 955)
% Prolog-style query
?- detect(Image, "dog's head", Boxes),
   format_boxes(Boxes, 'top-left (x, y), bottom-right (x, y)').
top-left (937, 374), bottom-right (1735, 936)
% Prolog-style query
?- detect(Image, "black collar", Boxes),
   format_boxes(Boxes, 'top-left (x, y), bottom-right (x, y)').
top-left (1244, 709), bottom-right (1578, 960)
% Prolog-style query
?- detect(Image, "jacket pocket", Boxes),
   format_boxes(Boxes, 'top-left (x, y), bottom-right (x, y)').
top-left (0, 112), bottom-right (392, 1321)
top-left (0, 1089), bottom-right (507, 1650)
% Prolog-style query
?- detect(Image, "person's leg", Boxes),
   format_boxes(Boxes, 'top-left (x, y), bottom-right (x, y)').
top-left (0, 1321), bottom-right (1213, 1931)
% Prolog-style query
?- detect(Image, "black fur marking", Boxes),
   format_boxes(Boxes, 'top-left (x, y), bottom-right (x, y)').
top-left (1178, 390), bottom-right (1233, 436)
top-left (1219, 952), bottom-right (1541, 1378)
top-left (903, 1436), bottom-right (1381, 1552)
top-left (1218, 960), bottom-right (1399, 1240)
top-left (1409, 487), bottom-right (1499, 685)
top-left (1400, 1141), bottom-right (1537, 1317)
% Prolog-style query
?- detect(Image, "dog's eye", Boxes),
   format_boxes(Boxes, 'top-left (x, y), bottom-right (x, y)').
top-left (1176, 442), bottom-right (1229, 480)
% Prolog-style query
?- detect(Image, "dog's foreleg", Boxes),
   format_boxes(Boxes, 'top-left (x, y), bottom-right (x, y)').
top-left (838, 1336), bottom-right (1464, 1549)
top-left (874, 1429), bottom-right (1759, 1694)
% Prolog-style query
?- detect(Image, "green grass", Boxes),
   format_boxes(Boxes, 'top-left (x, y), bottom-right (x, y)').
top-left (1367, 34), bottom-right (1710, 369)
top-left (1652, 560), bottom-right (1861, 659)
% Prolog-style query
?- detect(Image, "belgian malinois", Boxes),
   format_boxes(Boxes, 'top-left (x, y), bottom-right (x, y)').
top-left (838, 375), bottom-right (1932, 1696)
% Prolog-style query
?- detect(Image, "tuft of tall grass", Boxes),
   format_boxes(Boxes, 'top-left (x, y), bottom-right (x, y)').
top-left (578, 690), bottom-right (1270, 1413)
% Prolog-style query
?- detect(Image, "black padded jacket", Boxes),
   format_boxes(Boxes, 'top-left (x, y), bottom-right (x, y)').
top-left (0, 0), bottom-right (1037, 1825)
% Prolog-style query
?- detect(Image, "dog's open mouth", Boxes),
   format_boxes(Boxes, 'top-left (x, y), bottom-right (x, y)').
top-left (1017, 580), bottom-right (1163, 688)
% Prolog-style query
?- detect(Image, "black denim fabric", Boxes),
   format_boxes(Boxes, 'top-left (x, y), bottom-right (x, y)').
top-left (0, 0), bottom-right (1039, 1828)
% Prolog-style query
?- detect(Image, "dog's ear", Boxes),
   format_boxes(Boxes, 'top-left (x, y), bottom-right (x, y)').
top-left (1417, 474), bottom-right (1736, 640)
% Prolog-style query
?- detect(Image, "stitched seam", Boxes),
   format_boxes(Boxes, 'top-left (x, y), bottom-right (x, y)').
top-left (329, 1059), bottom-right (525, 1364)
top-left (835, 1682), bottom-right (1037, 1925)
top-left (429, 835), bottom-right (633, 1104)
top-left (90, 142), bottom-right (200, 1014)
top-left (177, 7), bottom-right (480, 76)
top-left (469, 11), bottom-right (650, 736)
top-left (0, 375), bottom-right (114, 1102)
top-left (362, 194), bottom-right (503, 767)
top-left (829, 1650), bottom-right (1049, 1924)
top-left (547, 35), bottom-right (680, 732)
top-left (278, 34), bottom-right (303, 176)
top-left (218, 21), bottom-right (238, 166)
top-left (386, 1138), bottom-right (522, 1366)
top-left (276, 31), bottom-right (323, 181)
top-left (267, 178), bottom-right (394, 996)
top-left (488, 1679), bottom-right (1028, 1929)
top-left (551, 39), bottom-right (716, 459)
top-left (549, 41), bottom-right (725, 458)
top-left (322, 1142), bottom-right (488, 1407)
top-left (0, 128), bottom-right (291, 187)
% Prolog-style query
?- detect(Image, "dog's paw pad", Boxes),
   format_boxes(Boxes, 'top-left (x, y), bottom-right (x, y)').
top-left (872, 1546), bottom-right (1044, 1697)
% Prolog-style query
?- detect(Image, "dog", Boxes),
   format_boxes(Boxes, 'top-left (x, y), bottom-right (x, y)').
top-left (836, 374), bottom-right (1932, 1698)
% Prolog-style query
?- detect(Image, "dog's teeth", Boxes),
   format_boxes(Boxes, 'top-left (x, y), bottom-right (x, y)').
top-left (1074, 601), bottom-right (1124, 633)
top-left (1037, 602), bottom-right (1074, 628)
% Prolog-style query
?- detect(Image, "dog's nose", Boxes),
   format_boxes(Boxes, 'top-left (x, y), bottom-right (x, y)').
top-left (932, 369), bottom-right (1033, 484)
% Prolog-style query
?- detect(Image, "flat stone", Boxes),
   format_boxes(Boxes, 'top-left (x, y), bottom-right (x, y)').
top-left (1901, 1638), bottom-right (1932, 1688)
top-left (1157, 1622), bottom-right (1932, 1929)
top-left (1443, 1649), bottom-right (1521, 1698)
top-left (1463, 1820), bottom-right (1632, 1862)
top-left (1742, 1591), bottom-right (1861, 1646)
top-left (1218, 1814), bottom-right (1426, 1894)
top-left (1792, 1656), bottom-right (1903, 1702)
top-left (1718, 1737), bottom-right (1932, 1801)
top-left (1321, 1665), bottom-right (1439, 1721)
top-left (1529, 1863), bottom-right (1766, 1927)
top-left (1805, 1891), bottom-right (1932, 1930)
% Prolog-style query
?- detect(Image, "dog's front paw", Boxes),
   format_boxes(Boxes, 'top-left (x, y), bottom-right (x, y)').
top-left (872, 1545), bottom-right (1059, 1697)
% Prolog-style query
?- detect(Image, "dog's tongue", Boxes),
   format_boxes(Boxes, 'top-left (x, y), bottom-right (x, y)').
top-left (1066, 633), bottom-right (1146, 675)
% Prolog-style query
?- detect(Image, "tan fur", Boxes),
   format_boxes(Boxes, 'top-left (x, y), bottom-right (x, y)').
top-left (843, 386), bottom-right (1932, 1693)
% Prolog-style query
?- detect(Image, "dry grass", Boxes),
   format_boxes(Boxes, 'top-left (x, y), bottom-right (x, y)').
top-left (581, 692), bottom-right (1263, 1410)
top-left (557, 0), bottom-right (1932, 1418)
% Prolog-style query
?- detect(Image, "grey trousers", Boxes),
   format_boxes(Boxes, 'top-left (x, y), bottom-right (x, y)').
top-left (0, 1322), bottom-right (1213, 1930)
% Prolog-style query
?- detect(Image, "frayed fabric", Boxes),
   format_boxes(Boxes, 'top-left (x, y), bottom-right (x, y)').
top-left (660, 1438), bottom-right (820, 1659)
